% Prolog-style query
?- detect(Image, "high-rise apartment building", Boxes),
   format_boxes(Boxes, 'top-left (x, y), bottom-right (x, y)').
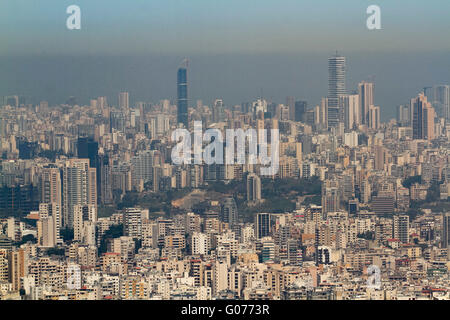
top-left (63, 159), bottom-right (97, 228)
top-left (8, 248), bottom-right (26, 291)
top-left (123, 207), bottom-right (143, 240)
top-left (368, 105), bottom-right (380, 130)
top-left (40, 165), bottom-right (62, 209)
top-left (119, 92), bottom-right (129, 109)
top-left (358, 81), bottom-right (374, 125)
top-left (339, 94), bottom-right (359, 130)
top-left (393, 215), bottom-right (409, 244)
top-left (411, 93), bottom-right (436, 140)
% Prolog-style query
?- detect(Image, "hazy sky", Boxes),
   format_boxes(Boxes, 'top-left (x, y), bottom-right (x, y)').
top-left (1, 1), bottom-right (450, 121)
top-left (1, 0), bottom-right (450, 55)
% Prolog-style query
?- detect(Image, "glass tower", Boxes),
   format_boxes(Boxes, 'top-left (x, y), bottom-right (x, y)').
top-left (177, 67), bottom-right (188, 128)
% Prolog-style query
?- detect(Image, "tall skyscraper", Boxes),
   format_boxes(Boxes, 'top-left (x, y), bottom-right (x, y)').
top-left (286, 96), bottom-right (295, 120)
top-left (411, 93), bottom-right (436, 140)
top-left (328, 54), bottom-right (346, 128)
top-left (293, 101), bottom-right (308, 122)
top-left (442, 212), bottom-right (450, 249)
top-left (212, 99), bottom-right (225, 123)
top-left (358, 82), bottom-right (374, 125)
top-left (433, 85), bottom-right (450, 120)
top-left (77, 137), bottom-right (98, 168)
top-left (397, 104), bottom-right (410, 126)
top-left (221, 197), bottom-right (238, 226)
top-left (368, 105), bottom-right (380, 130)
top-left (247, 173), bottom-right (262, 203)
top-left (255, 213), bottom-right (271, 239)
top-left (177, 62), bottom-right (189, 128)
top-left (119, 92), bottom-right (129, 109)
top-left (339, 94), bottom-right (359, 130)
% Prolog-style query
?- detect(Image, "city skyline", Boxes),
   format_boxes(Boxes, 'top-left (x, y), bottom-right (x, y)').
top-left (0, 0), bottom-right (450, 303)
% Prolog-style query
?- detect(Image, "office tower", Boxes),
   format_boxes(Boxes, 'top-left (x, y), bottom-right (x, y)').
top-left (433, 85), bottom-right (450, 120)
top-left (328, 54), bottom-right (346, 128)
top-left (123, 207), bottom-right (143, 240)
top-left (339, 94), bottom-right (359, 130)
top-left (442, 213), bottom-right (450, 248)
top-left (40, 165), bottom-right (62, 208)
top-left (358, 82), bottom-right (374, 125)
top-left (293, 101), bottom-right (307, 122)
top-left (118, 92), bottom-right (129, 109)
top-left (393, 215), bottom-right (409, 244)
top-left (63, 159), bottom-right (97, 228)
top-left (286, 96), bottom-right (295, 120)
top-left (255, 213), bottom-right (271, 239)
top-left (411, 93), bottom-right (436, 140)
top-left (77, 137), bottom-right (98, 168)
top-left (212, 99), bottom-right (225, 123)
top-left (177, 63), bottom-right (189, 128)
top-left (246, 173), bottom-right (262, 202)
top-left (220, 197), bottom-right (238, 226)
top-left (98, 154), bottom-right (112, 205)
top-left (8, 248), bottom-right (26, 291)
top-left (368, 105), bottom-right (380, 129)
top-left (397, 104), bottom-right (410, 126)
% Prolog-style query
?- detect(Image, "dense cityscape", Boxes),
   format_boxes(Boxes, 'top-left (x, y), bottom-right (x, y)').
top-left (0, 54), bottom-right (449, 301)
